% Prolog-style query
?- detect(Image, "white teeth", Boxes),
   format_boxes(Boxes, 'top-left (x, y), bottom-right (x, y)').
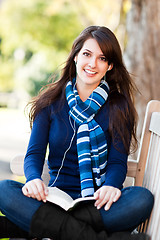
top-left (85, 69), bottom-right (96, 74)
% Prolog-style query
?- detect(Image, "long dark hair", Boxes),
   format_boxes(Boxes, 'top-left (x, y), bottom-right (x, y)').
top-left (28, 26), bottom-right (138, 154)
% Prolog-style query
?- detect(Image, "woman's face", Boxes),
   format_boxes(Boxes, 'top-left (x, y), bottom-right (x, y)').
top-left (75, 38), bottom-right (110, 91)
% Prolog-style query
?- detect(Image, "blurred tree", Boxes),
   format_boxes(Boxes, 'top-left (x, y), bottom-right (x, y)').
top-left (124, 0), bottom-right (160, 137)
top-left (0, 59), bottom-right (15, 92)
top-left (0, 0), bottom-right (83, 95)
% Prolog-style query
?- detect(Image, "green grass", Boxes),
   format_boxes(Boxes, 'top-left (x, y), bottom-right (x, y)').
top-left (0, 212), bottom-right (9, 240)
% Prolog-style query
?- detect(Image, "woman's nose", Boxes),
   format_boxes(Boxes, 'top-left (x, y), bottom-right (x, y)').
top-left (88, 57), bottom-right (96, 68)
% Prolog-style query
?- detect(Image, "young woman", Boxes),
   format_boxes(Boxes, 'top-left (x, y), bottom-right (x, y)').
top-left (0, 26), bottom-right (153, 240)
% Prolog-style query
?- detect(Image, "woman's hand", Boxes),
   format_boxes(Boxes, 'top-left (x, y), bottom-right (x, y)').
top-left (22, 178), bottom-right (48, 202)
top-left (94, 185), bottom-right (121, 211)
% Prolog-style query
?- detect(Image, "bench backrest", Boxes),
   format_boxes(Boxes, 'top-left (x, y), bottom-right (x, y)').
top-left (127, 100), bottom-right (160, 239)
top-left (10, 154), bottom-right (50, 185)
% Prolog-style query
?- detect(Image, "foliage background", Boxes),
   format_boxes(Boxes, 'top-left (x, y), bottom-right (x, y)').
top-left (0, 0), bottom-right (129, 99)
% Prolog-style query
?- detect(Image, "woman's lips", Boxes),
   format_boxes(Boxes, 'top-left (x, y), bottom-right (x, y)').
top-left (84, 69), bottom-right (97, 75)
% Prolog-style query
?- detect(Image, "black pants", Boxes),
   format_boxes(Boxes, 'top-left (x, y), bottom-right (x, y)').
top-left (30, 202), bottom-right (149, 240)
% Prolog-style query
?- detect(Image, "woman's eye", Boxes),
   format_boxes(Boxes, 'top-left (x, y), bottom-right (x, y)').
top-left (83, 52), bottom-right (90, 56)
top-left (100, 57), bottom-right (107, 62)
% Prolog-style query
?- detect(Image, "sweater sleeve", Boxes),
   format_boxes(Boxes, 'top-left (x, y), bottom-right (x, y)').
top-left (103, 137), bottom-right (128, 189)
top-left (24, 107), bottom-right (50, 182)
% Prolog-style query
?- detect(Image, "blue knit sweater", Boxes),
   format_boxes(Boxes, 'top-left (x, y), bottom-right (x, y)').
top-left (24, 97), bottom-right (128, 199)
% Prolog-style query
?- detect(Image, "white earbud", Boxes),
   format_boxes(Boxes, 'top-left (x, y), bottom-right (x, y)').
top-left (74, 57), bottom-right (77, 65)
top-left (107, 65), bottom-right (111, 71)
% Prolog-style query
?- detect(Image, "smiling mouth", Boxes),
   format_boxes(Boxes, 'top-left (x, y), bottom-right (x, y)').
top-left (84, 69), bottom-right (97, 75)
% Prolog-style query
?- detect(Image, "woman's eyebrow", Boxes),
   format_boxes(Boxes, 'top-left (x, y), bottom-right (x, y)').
top-left (83, 49), bottom-right (105, 56)
top-left (83, 48), bottom-right (92, 53)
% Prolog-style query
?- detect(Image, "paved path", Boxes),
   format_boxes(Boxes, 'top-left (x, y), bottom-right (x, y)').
top-left (0, 108), bottom-right (30, 180)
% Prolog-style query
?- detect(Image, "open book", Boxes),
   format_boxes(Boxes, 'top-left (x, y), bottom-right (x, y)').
top-left (46, 187), bottom-right (95, 211)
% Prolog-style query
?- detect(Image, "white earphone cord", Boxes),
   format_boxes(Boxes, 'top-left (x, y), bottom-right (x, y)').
top-left (50, 83), bottom-right (93, 187)
top-left (50, 116), bottom-right (76, 187)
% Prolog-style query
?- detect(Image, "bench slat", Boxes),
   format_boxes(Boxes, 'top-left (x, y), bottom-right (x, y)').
top-left (149, 112), bottom-right (160, 136)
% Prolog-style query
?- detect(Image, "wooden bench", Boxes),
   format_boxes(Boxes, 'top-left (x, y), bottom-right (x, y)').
top-left (127, 100), bottom-right (160, 239)
top-left (10, 100), bottom-right (160, 240)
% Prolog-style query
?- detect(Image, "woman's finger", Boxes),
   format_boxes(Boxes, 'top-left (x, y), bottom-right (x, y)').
top-left (29, 182), bottom-right (42, 201)
top-left (22, 185), bottom-right (29, 197)
top-left (35, 180), bottom-right (47, 202)
top-left (94, 186), bottom-right (122, 210)
top-left (94, 189), bottom-right (106, 207)
top-left (22, 179), bottom-right (47, 202)
top-left (96, 190), bottom-right (114, 209)
top-left (113, 189), bottom-right (121, 202)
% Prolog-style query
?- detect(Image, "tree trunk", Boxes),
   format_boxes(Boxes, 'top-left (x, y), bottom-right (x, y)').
top-left (124, 0), bottom-right (160, 140)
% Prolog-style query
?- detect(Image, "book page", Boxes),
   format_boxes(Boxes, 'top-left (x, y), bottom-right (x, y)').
top-left (46, 187), bottom-right (74, 210)
top-left (71, 196), bottom-right (95, 209)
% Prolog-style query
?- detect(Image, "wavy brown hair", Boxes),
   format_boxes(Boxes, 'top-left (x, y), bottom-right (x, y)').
top-left (28, 26), bottom-right (138, 154)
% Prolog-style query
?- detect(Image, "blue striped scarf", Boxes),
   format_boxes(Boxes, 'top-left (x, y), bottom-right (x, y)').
top-left (66, 78), bottom-right (109, 197)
